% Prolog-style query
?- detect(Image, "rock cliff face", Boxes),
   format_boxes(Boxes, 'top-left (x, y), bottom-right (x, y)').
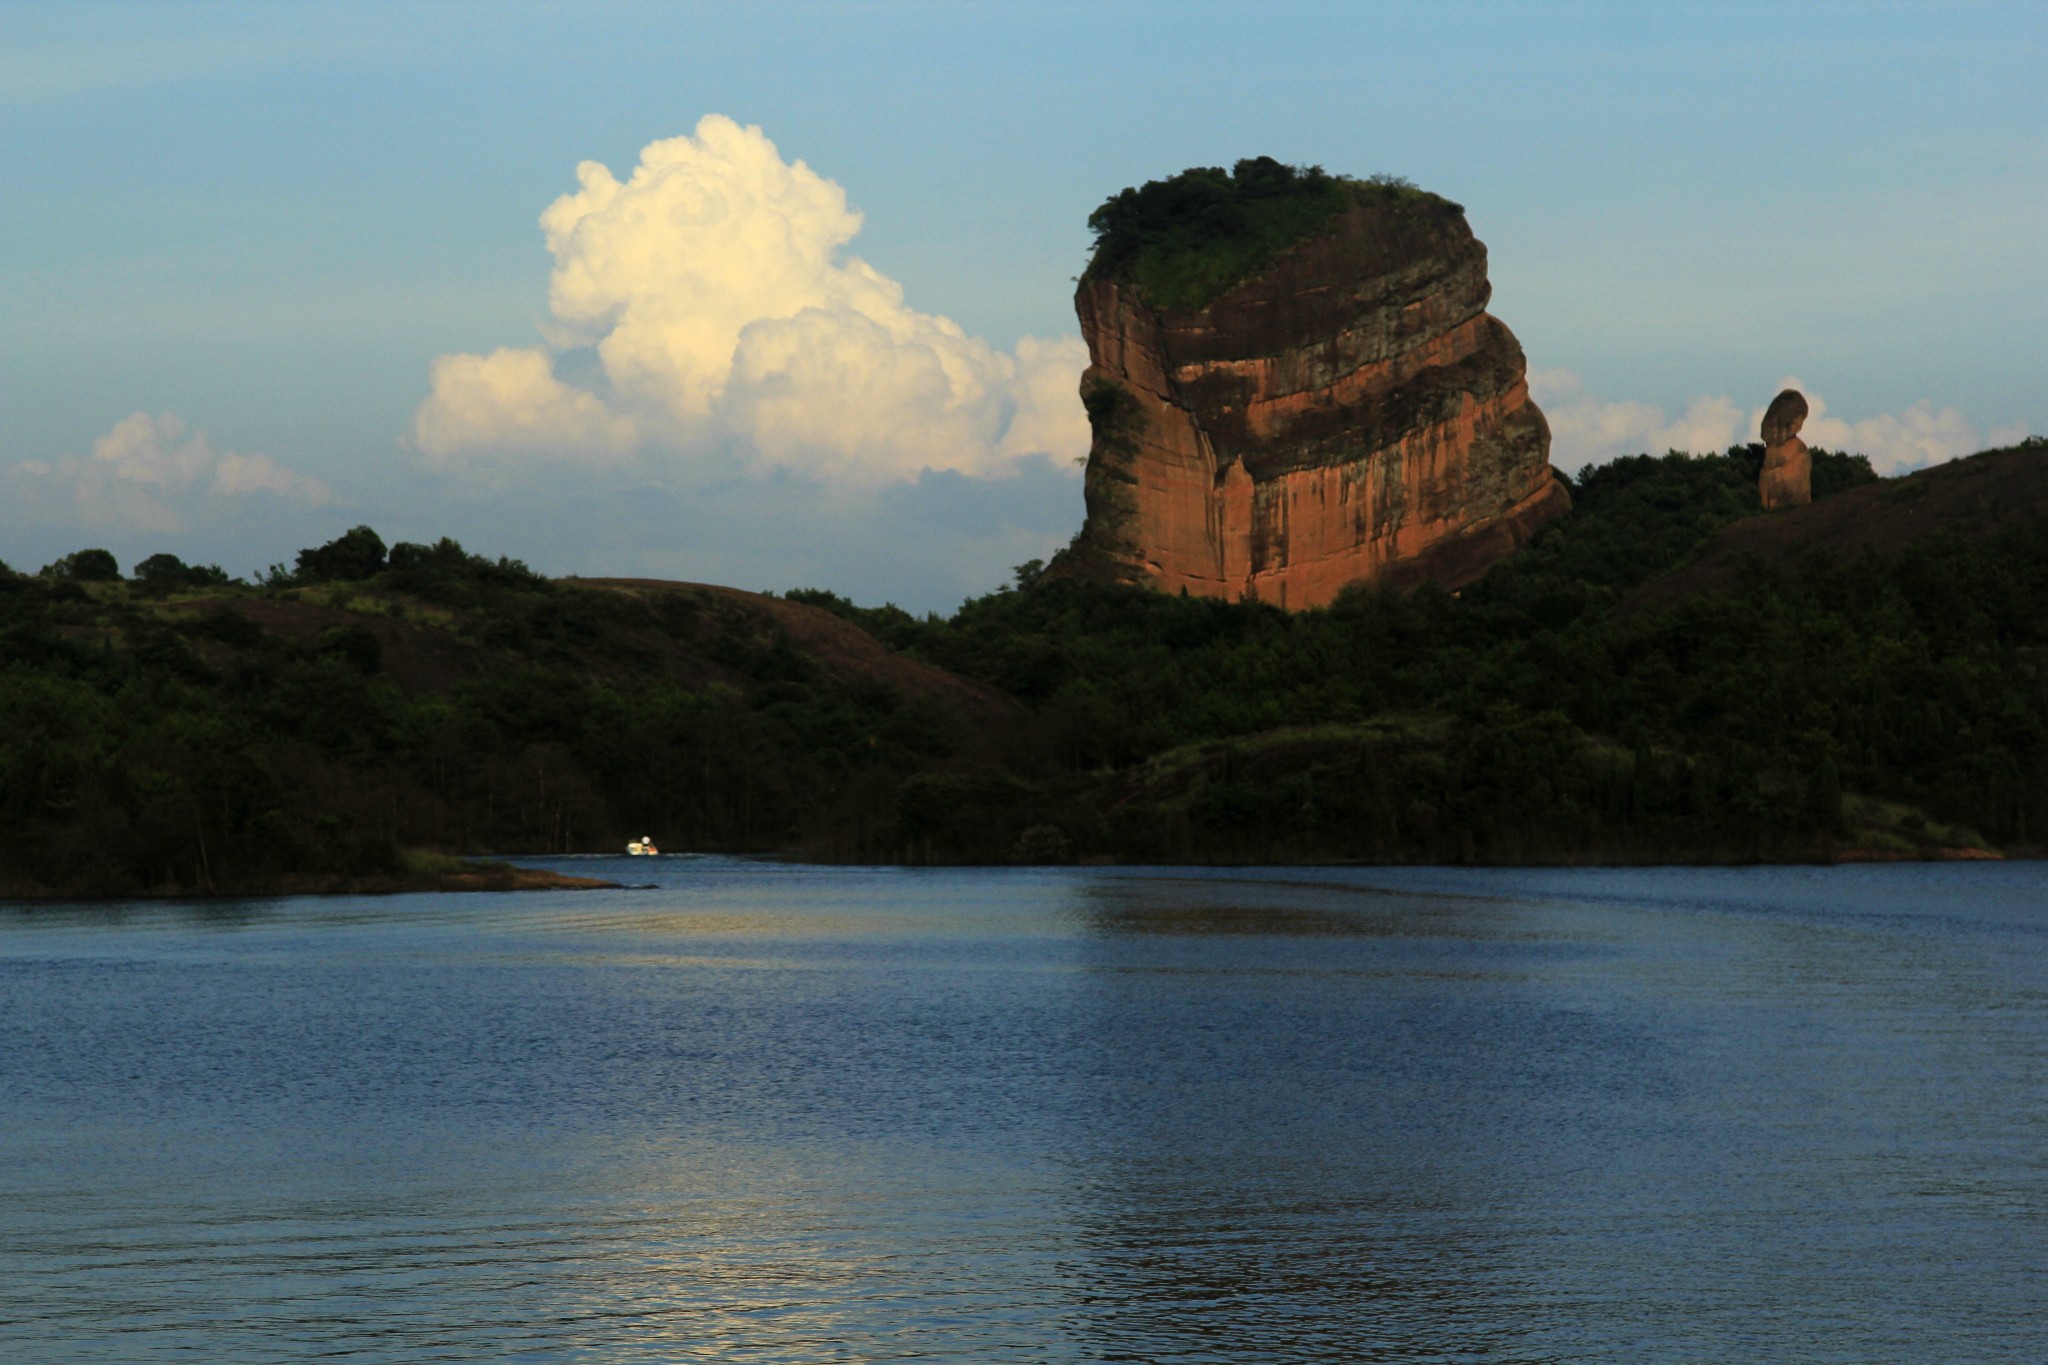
top-left (1063, 185), bottom-right (1569, 608)
top-left (1758, 388), bottom-right (1811, 510)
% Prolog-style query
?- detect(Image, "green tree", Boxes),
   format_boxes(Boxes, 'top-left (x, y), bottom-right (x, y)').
top-left (295, 526), bottom-right (387, 582)
top-left (43, 548), bottom-right (120, 581)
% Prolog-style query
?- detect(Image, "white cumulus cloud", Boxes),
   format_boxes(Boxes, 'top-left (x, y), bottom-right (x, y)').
top-left (1531, 370), bottom-right (1745, 473)
top-left (1532, 368), bottom-right (2006, 476)
top-left (1777, 376), bottom-right (1986, 477)
top-left (412, 114), bottom-right (1088, 483)
top-left (411, 347), bottom-right (637, 468)
top-left (4, 412), bottom-right (331, 536)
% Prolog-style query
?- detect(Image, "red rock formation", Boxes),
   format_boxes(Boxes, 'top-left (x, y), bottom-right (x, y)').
top-left (1062, 188), bottom-right (1569, 608)
top-left (1759, 388), bottom-right (1811, 510)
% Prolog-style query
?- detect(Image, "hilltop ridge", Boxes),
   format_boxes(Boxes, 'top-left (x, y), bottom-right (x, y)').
top-left (1626, 438), bottom-right (2048, 612)
top-left (4, 437), bottom-right (2047, 896)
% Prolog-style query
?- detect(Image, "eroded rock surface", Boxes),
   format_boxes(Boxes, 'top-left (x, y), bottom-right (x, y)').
top-left (1759, 388), bottom-right (1811, 510)
top-left (1062, 186), bottom-right (1569, 608)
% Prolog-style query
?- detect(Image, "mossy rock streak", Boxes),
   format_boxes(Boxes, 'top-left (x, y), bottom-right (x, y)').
top-left (1076, 379), bottom-right (1143, 560)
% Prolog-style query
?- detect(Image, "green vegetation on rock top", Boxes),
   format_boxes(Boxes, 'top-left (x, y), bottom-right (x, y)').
top-left (1084, 157), bottom-right (1456, 312)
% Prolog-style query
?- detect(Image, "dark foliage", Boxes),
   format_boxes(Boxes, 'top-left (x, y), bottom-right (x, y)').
top-left (41, 548), bottom-right (120, 582)
top-left (133, 554), bottom-right (233, 590)
top-left (380, 537), bottom-right (551, 604)
top-left (810, 444), bottom-right (2034, 864)
top-left (1084, 158), bottom-right (1372, 310)
top-left (0, 530), bottom-right (1002, 895)
top-left (6, 441), bottom-right (2040, 894)
top-left (294, 525), bottom-right (388, 583)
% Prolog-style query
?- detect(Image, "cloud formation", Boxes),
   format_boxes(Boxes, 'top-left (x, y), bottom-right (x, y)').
top-left (1532, 369), bottom-right (2016, 476)
top-left (411, 347), bottom-right (636, 466)
top-left (4, 412), bottom-right (331, 536)
top-left (412, 114), bottom-right (1089, 483)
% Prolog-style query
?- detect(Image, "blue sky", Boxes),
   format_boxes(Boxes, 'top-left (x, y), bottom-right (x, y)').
top-left (2, 0), bottom-right (2041, 609)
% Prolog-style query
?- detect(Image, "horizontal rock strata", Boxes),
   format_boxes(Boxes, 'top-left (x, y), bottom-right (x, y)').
top-left (1065, 190), bottom-right (1569, 608)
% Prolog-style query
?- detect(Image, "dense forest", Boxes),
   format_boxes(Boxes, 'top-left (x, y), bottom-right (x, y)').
top-left (3, 439), bottom-right (2047, 895)
top-left (0, 528), bottom-right (1021, 896)
top-left (800, 443), bottom-right (2046, 864)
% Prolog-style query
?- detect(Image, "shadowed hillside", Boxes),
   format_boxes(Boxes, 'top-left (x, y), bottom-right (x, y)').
top-left (0, 534), bottom-right (1022, 897)
top-left (5, 439), bottom-right (2047, 895)
top-left (804, 439), bottom-right (2048, 866)
top-left (1625, 439), bottom-right (2048, 613)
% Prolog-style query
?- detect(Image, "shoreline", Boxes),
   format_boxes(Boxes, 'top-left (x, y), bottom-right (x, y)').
top-left (2, 845), bottom-right (2021, 903)
top-left (0, 860), bottom-right (621, 904)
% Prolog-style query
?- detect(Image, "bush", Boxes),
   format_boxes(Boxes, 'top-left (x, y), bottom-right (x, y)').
top-left (1810, 448), bottom-right (1880, 499)
top-left (134, 553), bottom-right (189, 586)
top-left (43, 548), bottom-right (120, 581)
top-left (295, 526), bottom-right (387, 583)
top-left (134, 553), bottom-right (233, 589)
top-left (316, 625), bottom-right (383, 675)
top-left (380, 537), bottom-right (550, 601)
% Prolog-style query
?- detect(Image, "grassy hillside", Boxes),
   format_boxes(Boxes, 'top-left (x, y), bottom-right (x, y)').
top-left (5, 438), bottom-right (2047, 894)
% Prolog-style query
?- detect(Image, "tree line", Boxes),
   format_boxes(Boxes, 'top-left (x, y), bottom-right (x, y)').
top-left (4, 439), bottom-right (2045, 894)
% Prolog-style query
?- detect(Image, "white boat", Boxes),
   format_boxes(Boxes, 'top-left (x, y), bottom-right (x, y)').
top-left (627, 836), bottom-right (659, 856)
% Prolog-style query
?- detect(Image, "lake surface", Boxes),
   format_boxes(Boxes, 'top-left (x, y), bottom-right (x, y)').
top-left (2, 860), bottom-right (2044, 1362)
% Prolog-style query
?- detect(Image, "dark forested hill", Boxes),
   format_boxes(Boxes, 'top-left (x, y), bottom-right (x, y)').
top-left (0, 536), bottom-right (1021, 896)
top-left (5, 437), bottom-right (2047, 895)
top-left (802, 439), bottom-right (2048, 866)
top-left (1624, 441), bottom-right (2048, 612)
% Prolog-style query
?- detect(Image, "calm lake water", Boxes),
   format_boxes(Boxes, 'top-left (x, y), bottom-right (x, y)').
top-left (2, 859), bottom-right (2043, 1362)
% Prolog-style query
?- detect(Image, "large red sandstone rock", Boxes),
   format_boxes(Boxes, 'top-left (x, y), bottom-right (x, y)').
top-left (1759, 388), bottom-right (1811, 510)
top-left (1060, 189), bottom-right (1569, 608)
